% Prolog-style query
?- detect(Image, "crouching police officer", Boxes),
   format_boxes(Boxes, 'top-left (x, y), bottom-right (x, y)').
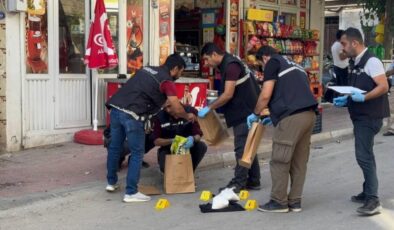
top-left (249, 46), bottom-right (318, 213)
top-left (152, 101), bottom-right (207, 173)
top-left (105, 54), bottom-right (196, 203)
top-left (334, 28), bottom-right (390, 216)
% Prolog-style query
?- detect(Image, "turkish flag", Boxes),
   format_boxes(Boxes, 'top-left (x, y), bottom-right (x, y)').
top-left (84, 0), bottom-right (118, 69)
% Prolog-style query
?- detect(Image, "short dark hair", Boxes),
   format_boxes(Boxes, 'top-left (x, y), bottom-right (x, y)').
top-left (343, 27), bottom-right (364, 44)
top-left (201, 42), bottom-right (225, 56)
top-left (336, 30), bottom-right (345, 40)
top-left (256, 46), bottom-right (278, 59)
top-left (164, 53), bottom-right (186, 70)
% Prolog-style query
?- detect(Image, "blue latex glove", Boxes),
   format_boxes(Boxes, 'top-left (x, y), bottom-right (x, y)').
top-left (333, 95), bottom-right (348, 107)
top-left (260, 117), bottom-right (273, 126)
top-left (184, 136), bottom-right (194, 149)
top-left (247, 113), bottom-right (260, 129)
top-left (198, 107), bottom-right (211, 118)
top-left (350, 90), bottom-right (365, 102)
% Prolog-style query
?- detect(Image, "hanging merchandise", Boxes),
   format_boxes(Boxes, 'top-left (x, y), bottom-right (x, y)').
top-left (309, 74), bottom-right (323, 99)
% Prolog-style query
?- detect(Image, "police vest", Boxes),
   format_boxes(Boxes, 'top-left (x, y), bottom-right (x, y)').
top-left (348, 51), bottom-right (390, 120)
top-left (268, 55), bottom-right (318, 126)
top-left (218, 53), bottom-right (261, 127)
top-left (157, 106), bottom-right (195, 139)
top-left (105, 66), bottom-right (172, 116)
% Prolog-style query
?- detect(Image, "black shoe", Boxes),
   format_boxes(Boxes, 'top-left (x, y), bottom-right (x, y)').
top-left (351, 192), bottom-right (366, 204)
top-left (142, 161), bottom-right (150, 168)
top-left (219, 179), bottom-right (245, 194)
top-left (258, 200), bottom-right (289, 213)
top-left (383, 131), bottom-right (394, 136)
top-left (289, 201), bottom-right (302, 212)
top-left (246, 181), bottom-right (261, 191)
top-left (357, 199), bottom-right (382, 216)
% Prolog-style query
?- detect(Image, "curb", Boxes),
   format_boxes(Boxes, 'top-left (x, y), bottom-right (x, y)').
top-left (198, 128), bottom-right (354, 169)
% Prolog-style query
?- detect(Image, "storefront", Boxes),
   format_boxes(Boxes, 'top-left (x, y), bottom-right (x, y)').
top-left (0, 0), bottom-right (324, 152)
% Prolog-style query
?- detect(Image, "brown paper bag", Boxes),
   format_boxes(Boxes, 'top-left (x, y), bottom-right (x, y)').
top-left (164, 154), bottom-right (195, 194)
top-left (239, 122), bottom-right (265, 169)
top-left (197, 110), bottom-right (229, 146)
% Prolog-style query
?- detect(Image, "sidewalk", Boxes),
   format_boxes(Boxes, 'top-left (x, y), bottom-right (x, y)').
top-left (1, 94), bottom-right (393, 207)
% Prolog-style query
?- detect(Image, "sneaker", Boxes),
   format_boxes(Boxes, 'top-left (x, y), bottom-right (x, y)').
top-left (105, 184), bottom-right (120, 192)
top-left (351, 192), bottom-right (366, 204)
top-left (289, 201), bottom-right (302, 212)
top-left (357, 199), bottom-right (382, 216)
top-left (219, 179), bottom-right (244, 194)
top-left (258, 200), bottom-right (289, 213)
top-left (246, 181), bottom-right (261, 191)
top-left (123, 192), bottom-right (151, 203)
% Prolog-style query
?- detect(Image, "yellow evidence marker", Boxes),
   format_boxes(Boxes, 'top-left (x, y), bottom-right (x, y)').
top-left (239, 190), bottom-right (250, 200)
top-left (244, 200), bottom-right (258, 211)
top-left (155, 199), bottom-right (170, 211)
top-left (200, 191), bottom-right (212, 201)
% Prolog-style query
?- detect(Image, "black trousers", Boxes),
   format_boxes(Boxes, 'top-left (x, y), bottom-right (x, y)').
top-left (233, 122), bottom-right (261, 186)
top-left (333, 66), bottom-right (348, 86)
top-left (157, 141), bottom-right (207, 173)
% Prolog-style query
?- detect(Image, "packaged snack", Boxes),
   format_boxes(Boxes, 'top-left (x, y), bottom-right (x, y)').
top-left (170, 135), bottom-right (189, 155)
top-left (246, 21), bottom-right (256, 34)
top-left (268, 23), bottom-right (274, 37)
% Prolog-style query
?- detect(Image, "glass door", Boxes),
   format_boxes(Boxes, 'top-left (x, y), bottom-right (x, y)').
top-left (55, 0), bottom-right (91, 128)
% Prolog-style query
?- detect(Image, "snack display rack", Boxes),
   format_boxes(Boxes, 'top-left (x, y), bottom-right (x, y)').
top-left (243, 20), bottom-right (323, 100)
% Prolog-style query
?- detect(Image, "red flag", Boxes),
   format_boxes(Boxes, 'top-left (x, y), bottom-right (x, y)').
top-left (85, 0), bottom-right (118, 69)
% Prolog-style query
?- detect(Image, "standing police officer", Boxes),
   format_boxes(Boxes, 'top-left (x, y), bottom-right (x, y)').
top-left (105, 54), bottom-right (196, 203)
top-left (250, 46), bottom-right (317, 213)
top-left (334, 28), bottom-right (390, 216)
top-left (198, 43), bottom-right (261, 193)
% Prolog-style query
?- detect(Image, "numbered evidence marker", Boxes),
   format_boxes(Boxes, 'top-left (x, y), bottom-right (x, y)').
top-left (244, 200), bottom-right (258, 211)
top-left (155, 199), bottom-right (170, 211)
top-left (200, 191), bottom-right (212, 202)
top-left (239, 190), bottom-right (250, 200)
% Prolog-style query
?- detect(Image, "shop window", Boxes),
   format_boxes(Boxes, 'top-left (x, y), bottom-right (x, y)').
top-left (99, 0), bottom-right (119, 74)
top-left (281, 0), bottom-right (297, 6)
top-left (127, 0), bottom-right (144, 75)
top-left (58, 0), bottom-right (86, 74)
top-left (25, 0), bottom-right (48, 74)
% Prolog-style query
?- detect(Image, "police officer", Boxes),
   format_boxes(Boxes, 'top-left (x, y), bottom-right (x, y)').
top-left (152, 101), bottom-right (207, 173)
top-left (334, 27), bottom-right (390, 215)
top-left (198, 42), bottom-right (261, 193)
top-left (105, 54), bottom-right (196, 203)
top-left (249, 46), bottom-right (318, 213)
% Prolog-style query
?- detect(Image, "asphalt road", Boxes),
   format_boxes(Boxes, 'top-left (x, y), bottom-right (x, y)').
top-left (1, 135), bottom-right (394, 230)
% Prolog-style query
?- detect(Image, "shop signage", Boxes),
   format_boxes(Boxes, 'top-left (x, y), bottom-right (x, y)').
top-left (247, 9), bottom-right (274, 22)
top-left (159, 0), bottom-right (171, 65)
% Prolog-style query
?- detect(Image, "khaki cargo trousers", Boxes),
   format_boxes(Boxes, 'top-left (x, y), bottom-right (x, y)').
top-left (270, 110), bottom-right (316, 205)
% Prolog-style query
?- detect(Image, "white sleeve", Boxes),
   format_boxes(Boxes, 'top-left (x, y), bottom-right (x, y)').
top-left (365, 58), bottom-right (386, 78)
top-left (331, 42), bottom-right (339, 54)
